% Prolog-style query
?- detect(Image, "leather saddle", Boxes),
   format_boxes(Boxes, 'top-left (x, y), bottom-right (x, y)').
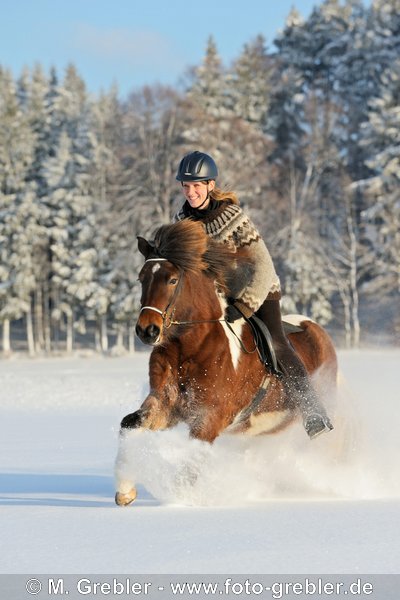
top-left (245, 314), bottom-right (303, 377)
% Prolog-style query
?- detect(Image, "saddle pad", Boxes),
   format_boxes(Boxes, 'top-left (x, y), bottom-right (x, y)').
top-left (282, 319), bottom-right (304, 334)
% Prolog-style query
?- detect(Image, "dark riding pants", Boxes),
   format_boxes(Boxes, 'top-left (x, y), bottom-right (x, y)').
top-left (256, 298), bottom-right (328, 421)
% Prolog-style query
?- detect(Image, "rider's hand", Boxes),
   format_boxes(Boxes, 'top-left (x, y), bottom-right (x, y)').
top-left (225, 304), bottom-right (243, 323)
top-left (225, 300), bottom-right (253, 322)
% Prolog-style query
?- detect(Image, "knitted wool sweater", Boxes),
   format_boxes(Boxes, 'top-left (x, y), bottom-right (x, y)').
top-left (174, 199), bottom-right (281, 314)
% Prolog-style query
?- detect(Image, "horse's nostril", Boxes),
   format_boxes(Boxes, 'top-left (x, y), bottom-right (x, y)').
top-left (146, 324), bottom-right (160, 341)
top-left (135, 323), bottom-right (160, 345)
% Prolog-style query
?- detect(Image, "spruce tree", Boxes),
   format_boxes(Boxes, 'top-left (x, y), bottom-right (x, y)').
top-left (360, 60), bottom-right (400, 303)
top-left (40, 65), bottom-right (104, 351)
top-left (228, 35), bottom-right (272, 128)
top-left (186, 36), bottom-right (230, 118)
top-left (0, 67), bottom-right (36, 353)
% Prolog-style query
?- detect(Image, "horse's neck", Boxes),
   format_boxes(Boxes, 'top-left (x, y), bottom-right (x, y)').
top-left (185, 274), bottom-right (223, 321)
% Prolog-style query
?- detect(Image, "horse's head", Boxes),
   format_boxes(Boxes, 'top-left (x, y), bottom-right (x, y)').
top-left (135, 255), bottom-right (180, 345)
top-left (135, 220), bottom-right (236, 345)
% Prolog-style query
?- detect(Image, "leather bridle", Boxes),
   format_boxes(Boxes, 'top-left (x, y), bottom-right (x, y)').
top-left (138, 258), bottom-right (257, 354)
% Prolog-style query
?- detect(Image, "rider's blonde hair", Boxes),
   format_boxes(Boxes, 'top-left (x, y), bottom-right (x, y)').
top-left (181, 180), bottom-right (240, 206)
top-left (209, 186), bottom-right (240, 205)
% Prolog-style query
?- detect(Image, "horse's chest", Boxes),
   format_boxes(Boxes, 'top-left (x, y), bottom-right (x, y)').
top-left (177, 360), bottom-right (198, 387)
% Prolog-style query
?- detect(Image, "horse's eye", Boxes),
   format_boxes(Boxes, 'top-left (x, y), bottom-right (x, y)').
top-left (169, 278), bottom-right (178, 285)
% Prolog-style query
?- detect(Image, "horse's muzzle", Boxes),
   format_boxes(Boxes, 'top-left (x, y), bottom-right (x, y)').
top-left (135, 323), bottom-right (160, 345)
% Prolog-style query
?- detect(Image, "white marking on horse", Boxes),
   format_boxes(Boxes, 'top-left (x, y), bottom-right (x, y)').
top-left (247, 410), bottom-right (291, 436)
top-left (217, 293), bottom-right (243, 371)
top-left (152, 263), bottom-right (161, 273)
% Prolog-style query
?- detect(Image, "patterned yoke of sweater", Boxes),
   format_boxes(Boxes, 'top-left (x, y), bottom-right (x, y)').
top-left (175, 199), bottom-right (281, 317)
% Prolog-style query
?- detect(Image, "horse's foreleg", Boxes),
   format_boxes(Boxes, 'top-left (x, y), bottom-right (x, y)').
top-left (120, 409), bottom-right (143, 430)
top-left (120, 348), bottom-right (179, 432)
top-left (115, 344), bottom-right (183, 505)
top-left (115, 387), bottom-right (178, 507)
top-left (189, 408), bottom-right (228, 444)
top-left (120, 388), bottom-right (178, 432)
top-left (114, 424), bottom-right (138, 506)
top-left (115, 397), bottom-right (162, 507)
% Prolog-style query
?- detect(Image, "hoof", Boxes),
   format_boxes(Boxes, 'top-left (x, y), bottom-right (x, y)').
top-left (115, 488), bottom-right (137, 506)
top-left (121, 411), bottom-right (142, 430)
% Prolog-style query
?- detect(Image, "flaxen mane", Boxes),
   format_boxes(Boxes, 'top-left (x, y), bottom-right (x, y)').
top-left (152, 220), bottom-right (240, 291)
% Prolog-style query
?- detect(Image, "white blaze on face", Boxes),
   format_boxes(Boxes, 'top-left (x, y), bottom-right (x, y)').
top-left (217, 294), bottom-right (243, 371)
top-left (152, 263), bottom-right (161, 273)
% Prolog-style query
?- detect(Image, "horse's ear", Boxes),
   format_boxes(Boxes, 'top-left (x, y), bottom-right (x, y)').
top-left (137, 236), bottom-right (153, 258)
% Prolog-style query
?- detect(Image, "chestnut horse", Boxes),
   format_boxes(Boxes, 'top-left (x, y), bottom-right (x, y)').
top-left (115, 220), bottom-right (338, 505)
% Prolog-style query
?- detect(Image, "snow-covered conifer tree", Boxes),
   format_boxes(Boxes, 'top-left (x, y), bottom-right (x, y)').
top-left (0, 67), bottom-right (36, 353)
top-left (228, 35), bottom-right (273, 128)
top-left (40, 65), bottom-right (105, 351)
top-left (186, 36), bottom-right (231, 118)
top-left (359, 60), bottom-right (400, 323)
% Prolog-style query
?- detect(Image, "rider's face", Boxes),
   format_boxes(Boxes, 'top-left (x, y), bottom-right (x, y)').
top-left (182, 180), bottom-right (215, 209)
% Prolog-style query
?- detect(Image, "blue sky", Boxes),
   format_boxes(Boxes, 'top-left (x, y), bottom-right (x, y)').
top-left (1, 0), bottom-right (319, 98)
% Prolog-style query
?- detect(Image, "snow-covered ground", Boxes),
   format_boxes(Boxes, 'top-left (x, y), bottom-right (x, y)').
top-left (0, 349), bottom-right (399, 576)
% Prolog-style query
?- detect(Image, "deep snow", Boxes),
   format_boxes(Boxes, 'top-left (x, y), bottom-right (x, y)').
top-left (0, 349), bottom-right (399, 575)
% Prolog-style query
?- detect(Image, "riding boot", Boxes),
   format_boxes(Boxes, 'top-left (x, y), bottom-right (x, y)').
top-left (256, 299), bottom-right (333, 439)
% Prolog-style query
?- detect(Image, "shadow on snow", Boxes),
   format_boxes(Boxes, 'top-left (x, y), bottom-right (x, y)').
top-left (0, 472), bottom-right (157, 508)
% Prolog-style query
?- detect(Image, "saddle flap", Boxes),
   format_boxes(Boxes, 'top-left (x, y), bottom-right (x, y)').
top-left (247, 315), bottom-right (282, 376)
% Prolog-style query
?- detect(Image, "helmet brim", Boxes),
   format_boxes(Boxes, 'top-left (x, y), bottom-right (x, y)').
top-left (176, 174), bottom-right (216, 182)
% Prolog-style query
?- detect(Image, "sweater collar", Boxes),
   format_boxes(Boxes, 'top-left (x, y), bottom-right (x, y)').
top-left (181, 198), bottom-right (228, 220)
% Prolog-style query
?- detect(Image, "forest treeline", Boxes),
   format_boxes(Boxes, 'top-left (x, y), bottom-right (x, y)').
top-left (0, 0), bottom-right (399, 355)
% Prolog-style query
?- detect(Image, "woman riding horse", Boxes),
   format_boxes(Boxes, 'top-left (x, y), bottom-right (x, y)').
top-left (115, 218), bottom-right (338, 505)
top-left (174, 151), bottom-right (333, 439)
